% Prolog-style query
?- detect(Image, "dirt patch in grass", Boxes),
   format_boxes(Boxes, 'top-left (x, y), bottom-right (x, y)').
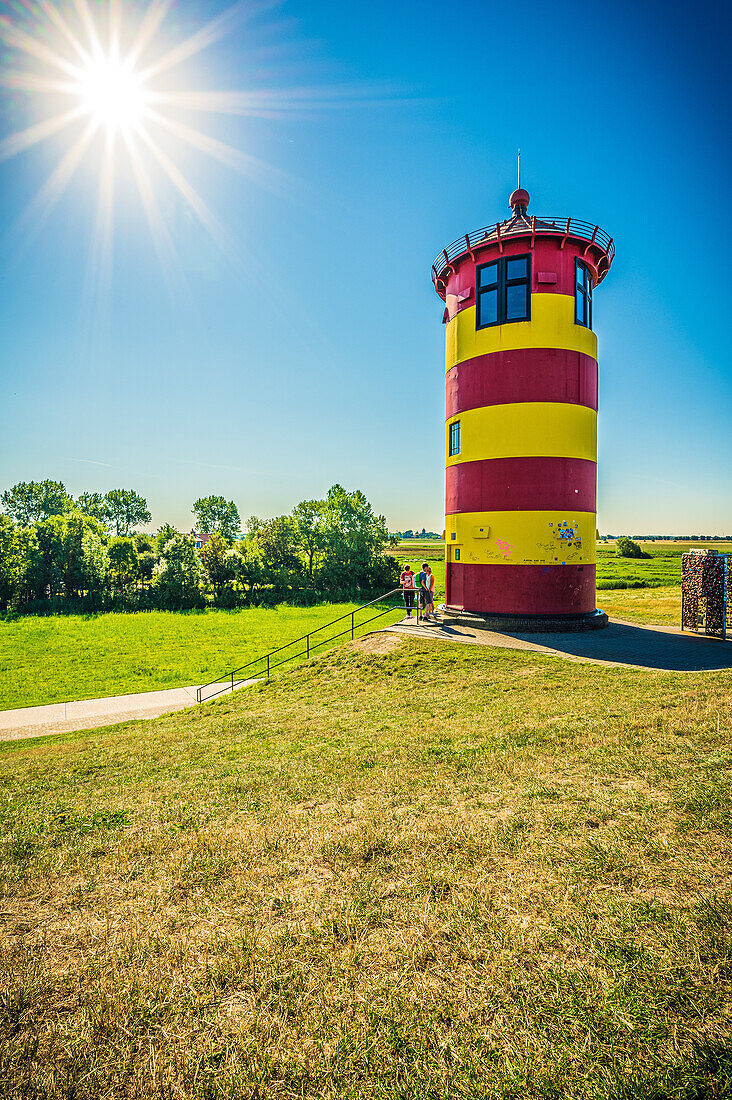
top-left (351, 632), bottom-right (405, 655)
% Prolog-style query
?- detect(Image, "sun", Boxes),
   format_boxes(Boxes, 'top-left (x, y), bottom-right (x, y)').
top-left (0, 0), bottom-right (291, 282)
top-left (72, 53), bottom-right (147, 137)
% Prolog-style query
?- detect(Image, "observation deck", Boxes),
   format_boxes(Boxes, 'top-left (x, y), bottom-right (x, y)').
top-left (432, 209), bottom-right (614, 299)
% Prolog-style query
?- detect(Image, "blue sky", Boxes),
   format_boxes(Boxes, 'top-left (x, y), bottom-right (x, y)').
top-left (1, 0), bottom-right (730, 535)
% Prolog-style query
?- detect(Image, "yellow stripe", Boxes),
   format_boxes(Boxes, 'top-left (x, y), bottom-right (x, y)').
top-left (444, 510), bottom-right (596, 566)
top-left (445, 293), bottom-right (597, 371)
top-left (446, 402), bottom-right (597, 465)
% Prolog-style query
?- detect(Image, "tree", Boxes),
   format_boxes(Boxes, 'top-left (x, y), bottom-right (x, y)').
top-left (32, 512), bottom-right (108, 597)
top-left (153, 534), bottom-right (203, 609)
top-left (108, 537), bottom-right (139, 590)
top-left (228, 539), bottom-right (265, 596)
top-left (133, 533), bottom-right (155, 554)
top-left (80, 524), bottom-right (110, 595)
top-left (77, 491), bottom-right (109, 527)
top-left (292, 499), bottom-right (327, 582)
top-left (318, 484), bottom-right (392, 589)
top-left (247, 515), bottom-right (304, 588)
top-left (616, 537), bottom-right (650, 560)
top-left (104, 490), bottom-right (151, 536)
top-left (0, 480), bottom-right (72, 526)
top-left (136, 550), bottom-right (158, 583)
top-left (199, 531), bottom-right (235, 598)
top-left (133, 534), bottom-right (157, 584)
top-left (155, 524), bottom-right (179, 551)
top-left (0, 516), bottom-right (36, 609)
top-left (192, 496), bottom-right (240, 541)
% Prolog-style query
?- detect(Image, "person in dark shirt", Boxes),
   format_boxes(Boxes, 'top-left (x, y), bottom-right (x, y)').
top-left (416, 562), bottom-right (430, 621)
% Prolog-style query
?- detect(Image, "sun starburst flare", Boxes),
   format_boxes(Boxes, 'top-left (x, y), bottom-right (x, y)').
top-left (0, 0), bottom-right (301, 283)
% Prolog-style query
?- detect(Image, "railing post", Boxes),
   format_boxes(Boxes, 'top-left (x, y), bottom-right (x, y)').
top-left (231, 670), bottom-right (234, 694)
top-left (351, 611), bottom-right (354, 639)
top-left (307, 633), bottom-right (310, 658)
top-left (267, 653), bottom-right (270, 681)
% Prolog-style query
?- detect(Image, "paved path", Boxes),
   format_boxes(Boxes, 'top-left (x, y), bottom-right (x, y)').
top-left (386, 616), bottom-right (732, 672)
top-left (0, 678), bottom-right (259, 744)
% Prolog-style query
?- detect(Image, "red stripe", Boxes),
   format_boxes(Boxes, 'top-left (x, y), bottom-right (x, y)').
top-left (446, 456), bottom-right (596, 514)
top-left (442, 238), bottom-right (600, 310)
top-left (446, 349), bottom-right (598, 416)
top-left (446, 563), bottom-right (596, 615)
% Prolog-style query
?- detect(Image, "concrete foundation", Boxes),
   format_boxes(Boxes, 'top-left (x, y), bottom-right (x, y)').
top-left (440, 607), bottom-right (608, 633)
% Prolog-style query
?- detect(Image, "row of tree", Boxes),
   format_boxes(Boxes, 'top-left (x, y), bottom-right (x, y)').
top-left (0, 481), bottom-right (242, 540)
top-left (0, 481), bottom-right (400, 612)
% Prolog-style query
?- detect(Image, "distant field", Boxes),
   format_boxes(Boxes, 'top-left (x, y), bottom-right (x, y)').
top-left (0, 603), bottom-right (406, 711)
top-left (597, 542), bottom-right (732, 588)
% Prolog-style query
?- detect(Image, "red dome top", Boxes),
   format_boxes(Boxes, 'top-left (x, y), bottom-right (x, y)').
top-left (509, 188), bottom-right (530, 212)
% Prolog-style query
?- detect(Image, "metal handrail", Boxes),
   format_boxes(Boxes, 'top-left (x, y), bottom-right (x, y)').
top-left (432, 216), bottom-right (614, 288)
top-left (196, 586), bottom-right (421, 703)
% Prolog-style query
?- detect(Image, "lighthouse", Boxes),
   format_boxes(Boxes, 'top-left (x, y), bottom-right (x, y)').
top-left (432, 186), bottom-right (614, 629)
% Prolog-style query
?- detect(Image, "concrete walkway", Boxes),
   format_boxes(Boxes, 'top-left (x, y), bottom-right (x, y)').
top-left (386, 615), bottom-right (732, 672)
top-left (0, 678), bottom-right (259, 744)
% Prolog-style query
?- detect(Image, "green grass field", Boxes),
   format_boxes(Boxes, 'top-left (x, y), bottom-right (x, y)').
top-left (1, 636), bottom-right (730, 1098)
top-left (3, 542), bottom-right (727, 713)
top-left (0, 603), bottom-right (407, 711)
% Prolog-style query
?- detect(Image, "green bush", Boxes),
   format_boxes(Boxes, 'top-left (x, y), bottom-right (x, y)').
top-left (616, 537), bottom-right (651, 560)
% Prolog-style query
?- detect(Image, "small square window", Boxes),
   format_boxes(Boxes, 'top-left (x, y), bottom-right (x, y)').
top-left (449, 420), bottom-right (461, 457)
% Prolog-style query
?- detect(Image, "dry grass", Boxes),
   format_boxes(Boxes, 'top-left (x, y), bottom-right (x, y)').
top-left (1, 636), bottom-right (731, 1098)
top-left (598, 585), bottom-right (681, 625)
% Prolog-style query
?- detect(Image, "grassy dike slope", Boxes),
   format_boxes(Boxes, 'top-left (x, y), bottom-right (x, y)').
top-left (1, 636), bottom-right (731, 1099)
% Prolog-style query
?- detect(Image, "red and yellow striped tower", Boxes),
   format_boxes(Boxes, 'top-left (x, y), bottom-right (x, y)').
top-left (432, 187), bottom-right (614, 629)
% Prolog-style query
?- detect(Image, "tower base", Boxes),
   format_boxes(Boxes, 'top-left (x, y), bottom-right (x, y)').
top-left (440, 607), bottom-right (608, 633)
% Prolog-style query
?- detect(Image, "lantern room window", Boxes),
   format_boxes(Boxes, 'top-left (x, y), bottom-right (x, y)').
top-left (449, 420), bottom-right (461, 457)
top-left (575, 260), bottom-right (593, 329)
top-left (476, 254), bottom-right (530, 329)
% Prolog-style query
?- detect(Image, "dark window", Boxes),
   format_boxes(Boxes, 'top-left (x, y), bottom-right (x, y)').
top-left (479, 288), bottom-right (498, 325)
top-left (575, 259), bottom-right (593, 329)
top-left (476, 253), bottom-right (530, 328)
top-left (449, 420), bottom-right (461, 457)
top-left (506, 282), bottom-right (528, 320)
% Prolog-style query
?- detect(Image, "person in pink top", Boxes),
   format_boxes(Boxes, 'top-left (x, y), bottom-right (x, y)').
top-left (400, 565), bottom-right (416, 618)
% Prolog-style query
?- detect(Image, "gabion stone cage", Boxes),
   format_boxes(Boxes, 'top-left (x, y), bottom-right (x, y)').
top-left (681, 550), bottom-right (730, 640)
